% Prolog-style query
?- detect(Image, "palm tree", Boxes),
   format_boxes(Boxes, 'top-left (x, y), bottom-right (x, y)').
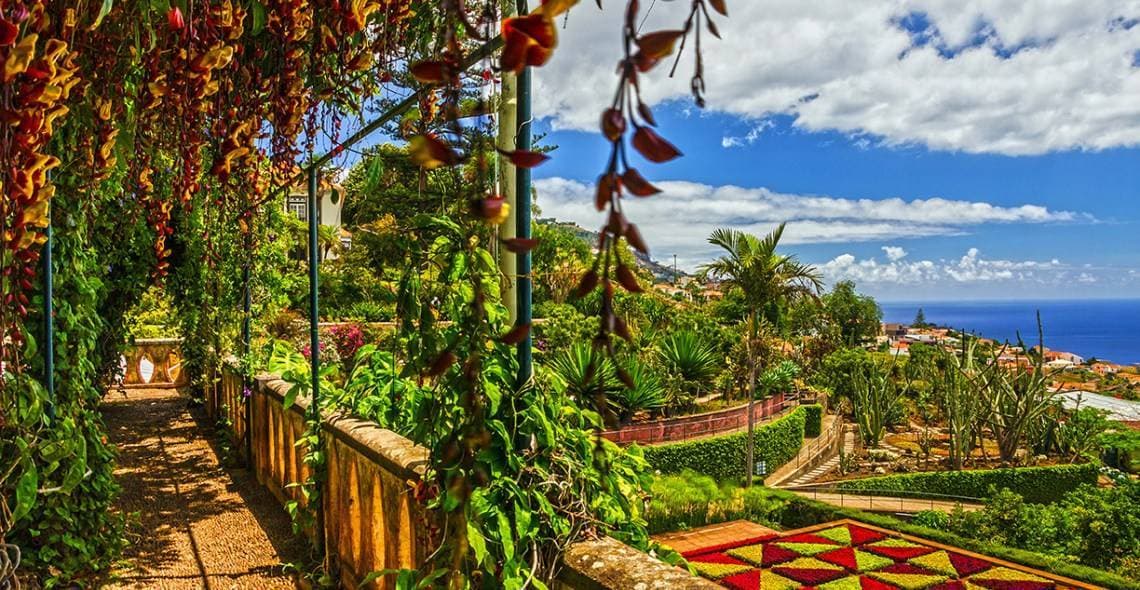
top-left (699, 222), bottom-right (822, 486)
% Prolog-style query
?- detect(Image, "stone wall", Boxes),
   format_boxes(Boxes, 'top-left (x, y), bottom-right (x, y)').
top-left (204, 366), bottom-right (711, 589)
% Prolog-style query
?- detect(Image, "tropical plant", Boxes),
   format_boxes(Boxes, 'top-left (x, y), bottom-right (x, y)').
top-left (656, 330), bottom-right (719, 384)
top-left (610, 358), bottom-right (667, 424)
top-left (758, 360), bottom-right (800, 398)
top-left (976, 319), bottom-right (1058, 463)
top-left (927, 342), bottom-right (987, 470)
top-left (852, 362), bottom-right (906, 448)
top-left (699, 223), bottom-right (822, 486)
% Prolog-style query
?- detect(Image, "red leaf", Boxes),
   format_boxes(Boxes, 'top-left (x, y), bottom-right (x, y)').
top-left (632, 51), bottom-right (659, 73)
top-left (595, 173), bottom-right (618, 211)
top-left (616, 264), bottom-right (643, 293)
top-left (709, 0), bottom-right (728, 16)
top-left (501, 323), bottom-right (531, 345)
top-left (496, 148), bottom-right (550, 168)
top-left (621, 168), bottom-right (660, 197)
top-left (636, 30), bottom-right (684, 60)
top-left (572, 269), bottom-right (599, 300)
top-left (427, 351), bottom-right (457, 377)
top-left (501, 237), bottom-right (538, 253)
top-left (410, 60), bottom-right (454, 84)
top-left (625, 223), bottom-right (649, 255)
top-left (601, 108), bottom-right (626, 141)
top-left (632, 127), bottom-right (682, 163)
top-left (167, 7), bottom-right (185, 30)
top-left (637, 101), bottom-right (657, 126)
top-left (614, 316), bottom-right (633, 342)
top-left (0, 18), bottom-right (17, 47)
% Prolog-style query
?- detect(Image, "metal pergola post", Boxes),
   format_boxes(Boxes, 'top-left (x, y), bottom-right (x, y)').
top-left (306, 165), bottom-right (326, 560)
top-left (242, 253), bottom-right (252, 463)
top-left (42, 201), bottom-right (55, 421)
top-left (515, 0), bottom-right (533, 388)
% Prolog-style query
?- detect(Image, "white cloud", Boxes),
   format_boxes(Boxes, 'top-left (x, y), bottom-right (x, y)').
top-left (882, 246), bottom-right (909, 261)
top-left (822, 247), bottom-right (1068, 285)
top-left (535, 177), bottom-right (1086, 268)
top-left (536, 0), bottom-right (1140, 155)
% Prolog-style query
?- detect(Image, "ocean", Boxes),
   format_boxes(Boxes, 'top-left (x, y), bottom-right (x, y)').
top-left (879, 299), bottom-right (1140, 366)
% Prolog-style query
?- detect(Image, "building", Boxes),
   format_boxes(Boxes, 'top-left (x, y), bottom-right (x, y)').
top-left (284, 184), bottom-right (350, 258)
top-left (881, 323), bottom-right (908, 340)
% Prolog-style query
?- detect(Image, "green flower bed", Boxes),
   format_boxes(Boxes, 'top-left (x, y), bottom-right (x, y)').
top-left (803, 403), bottom-right (822, 437)
top-left (833, 463), bottom-right (1098, 504)
top-left (642, 405), bottom-right (807, 481)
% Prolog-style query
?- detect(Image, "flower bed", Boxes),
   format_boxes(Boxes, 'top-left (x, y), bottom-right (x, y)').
top-left (682, 520), bottom-right (1095, 590)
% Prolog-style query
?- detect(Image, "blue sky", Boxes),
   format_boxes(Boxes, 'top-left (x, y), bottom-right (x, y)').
top-left (525, 0), bottom-right (1140, 301)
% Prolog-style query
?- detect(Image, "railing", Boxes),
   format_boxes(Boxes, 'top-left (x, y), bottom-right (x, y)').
top-left (792, 416), bottom-right (845, 471)
top-left (117, 338), bottom-right (188, 389)
top-left (783, 483), bottom-right (984, 513)
top-left (600, 392), bottom-right (797, 445)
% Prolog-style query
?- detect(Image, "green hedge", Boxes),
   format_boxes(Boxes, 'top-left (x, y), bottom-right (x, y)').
top-left (834, 463), bottom-right (1098, 504)
top-left (642, 406), bottom-right (806, 481)
top-left (761, 489), bottom-right (1140, 590)
top-left (803, 404), bottom-right (822, 438)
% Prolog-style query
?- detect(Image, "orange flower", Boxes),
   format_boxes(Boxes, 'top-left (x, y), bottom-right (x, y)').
top-left (501, 13), bottom-right (556, 73)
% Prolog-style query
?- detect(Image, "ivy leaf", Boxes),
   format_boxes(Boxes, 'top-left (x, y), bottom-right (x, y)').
top-left (496, 511), bottom-right (516, 562)
top-left (250, 1), bottom-right (267, 35)
top-left (13, 463), bottom-right (38, 522)
top-left (92, 0), bottom-right (114, 30)
top-left (467, 518), bottom-right (488, 565)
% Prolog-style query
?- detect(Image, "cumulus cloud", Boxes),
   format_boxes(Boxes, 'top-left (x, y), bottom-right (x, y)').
top-left (820, 247), bottom-right (1097, 287)
top-left (882, 246), bottom-right (909, 261)
top-left (536, 0), bottom-right (1140, 155)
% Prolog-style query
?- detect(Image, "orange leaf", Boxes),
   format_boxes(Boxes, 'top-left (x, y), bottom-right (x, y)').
top-left (572, 269), bottom-right (599, 300)
top-left (537, 0), bottom-right (580, 17)
top-left (595, 173), bottom-right (618, 211)
top-left (625, 223), bottom-right (649, 255)
top-left (0, 18), bottom-right (16, 47)
top-left (410, 60), bottom-right (454, 84)
top-left (709, 0), bottom-right (728, 16)
top-left (409, 134), bottom-right (459, 169)
top-left (636, 30), bottom-right (684, 60)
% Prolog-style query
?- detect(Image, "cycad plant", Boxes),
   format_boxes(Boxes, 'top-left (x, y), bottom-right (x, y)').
top-left (548, 343), bottom-right (622, 426)
top-left (656, 330), bottom-right (719, 385)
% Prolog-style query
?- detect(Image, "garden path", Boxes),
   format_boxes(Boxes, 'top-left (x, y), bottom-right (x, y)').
top-left (101, 388), bottom-right (304, 589)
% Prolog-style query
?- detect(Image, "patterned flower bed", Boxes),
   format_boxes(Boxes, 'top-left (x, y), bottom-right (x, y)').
top-left (682, 520), bottom-right (1086, 590)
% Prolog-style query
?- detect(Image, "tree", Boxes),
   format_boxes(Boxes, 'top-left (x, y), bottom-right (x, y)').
top-left (823, 280), bottom-right (882, 346)
top-left (913, 308), bottom-right (928, 328)
top-left (699, 223), bottom-right (822, 485)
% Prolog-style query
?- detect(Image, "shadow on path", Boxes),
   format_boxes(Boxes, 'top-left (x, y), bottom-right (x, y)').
top-left (102, 388), bottom-right (305, 589)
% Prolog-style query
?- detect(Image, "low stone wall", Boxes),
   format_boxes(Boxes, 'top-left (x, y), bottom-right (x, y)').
top-left (204, 365), bottom-right (707, 589)
top-left (600, 393), bottom-right (790, 445)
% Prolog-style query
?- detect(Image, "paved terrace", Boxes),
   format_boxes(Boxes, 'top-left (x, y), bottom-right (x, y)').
top-left (102, 388), bottom-right (303, 589)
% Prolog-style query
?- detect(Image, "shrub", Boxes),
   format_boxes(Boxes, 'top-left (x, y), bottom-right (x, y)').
top-left (803, 403), bottom-right (822, 437)
top-left (610, 357), bottom-right (667, 423)
top-left (834, 463), bottom-right (1099, 504)
top-left (641, 406), bottom-right (807, 481)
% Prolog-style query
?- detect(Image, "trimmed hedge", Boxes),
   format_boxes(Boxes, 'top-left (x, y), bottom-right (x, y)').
top-left (642, 405), bottom-right (806, 481)
top-left (834, 463), bottom-right (1098, 504)
top-left (762, 489), bottom-right (1140, 590)
top-left (803, 404), bottom-right (822, 438)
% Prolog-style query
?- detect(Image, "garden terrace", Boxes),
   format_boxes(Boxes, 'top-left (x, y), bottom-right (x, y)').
top-left (3, 1), bottom-right (1138, 589)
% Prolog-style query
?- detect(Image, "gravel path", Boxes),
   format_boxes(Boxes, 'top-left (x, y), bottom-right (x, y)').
top-left (102, 388), bottom-right (304, 589)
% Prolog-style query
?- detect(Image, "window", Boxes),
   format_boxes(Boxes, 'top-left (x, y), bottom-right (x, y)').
top-left (287, 196), bottom-right (307, 221)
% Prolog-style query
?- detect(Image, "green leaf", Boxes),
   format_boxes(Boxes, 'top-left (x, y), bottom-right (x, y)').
top-left (14, 464), bottom-right (39, 522)
top-left (467, 518), bottom-right (488, 565)
top-left (250, 1), bottom-right (267, 35)
top-left (92, 0), bottom-right (114, 29)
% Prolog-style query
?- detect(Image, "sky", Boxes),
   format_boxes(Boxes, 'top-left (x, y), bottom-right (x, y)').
top-left (525, 0), bottom-right (1140, 301)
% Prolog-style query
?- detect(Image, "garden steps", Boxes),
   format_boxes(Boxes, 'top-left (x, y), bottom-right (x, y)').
top-left (101, 388), bottom-right (303, 589)
top-left (781, 428), bottom-right (856, 487)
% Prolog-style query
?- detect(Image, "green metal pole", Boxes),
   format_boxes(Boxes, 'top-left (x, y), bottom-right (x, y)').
top-left (515, 17), bottom-right (533, 387)
top-left (42, 200), bottom-right (55, 421)
top-left (242, 257), bottom-right (252, 464)
top-left (306, 166), bottom-right (326, 559)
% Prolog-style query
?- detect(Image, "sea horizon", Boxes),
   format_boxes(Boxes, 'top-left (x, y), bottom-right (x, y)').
top-left (879, 298), bottom-right (1140, 366)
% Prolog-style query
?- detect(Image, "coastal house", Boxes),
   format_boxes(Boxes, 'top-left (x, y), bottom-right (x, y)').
top-left (1091, 362), bottom-right (1119, 375)
top-left (881, 323), bottom-right (908, 340)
